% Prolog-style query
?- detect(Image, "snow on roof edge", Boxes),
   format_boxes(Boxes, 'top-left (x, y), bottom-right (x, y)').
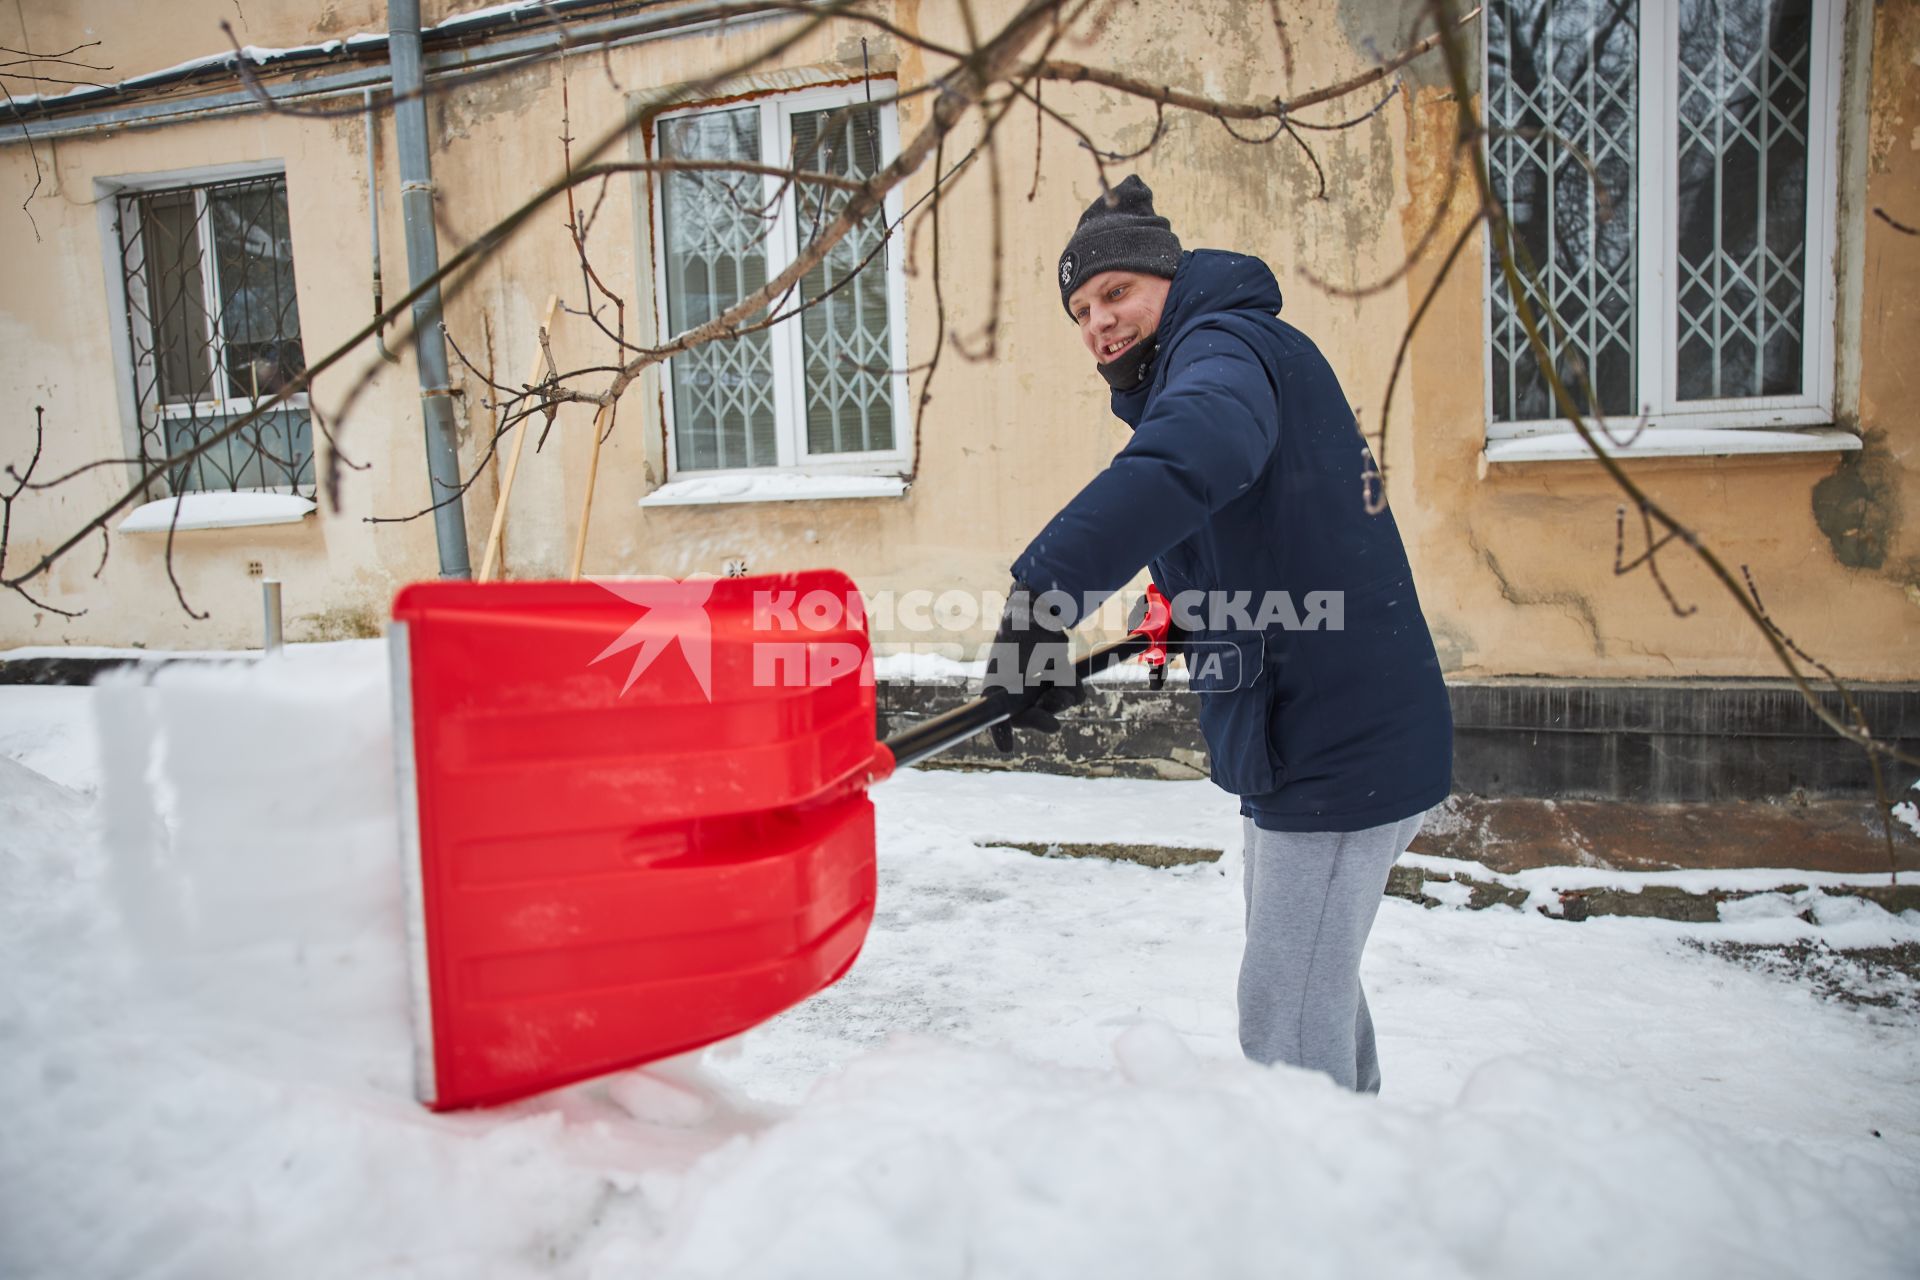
top-left (4, 0), bottom-right (574, 111)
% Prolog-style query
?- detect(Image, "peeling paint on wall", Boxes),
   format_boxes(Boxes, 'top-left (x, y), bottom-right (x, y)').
top-left (1811, 431), bottom-right (1903, 571)
top-left (434, 60), bottom-right (554, 145)
top-left (1332, 0), bottom-right (1455, 91)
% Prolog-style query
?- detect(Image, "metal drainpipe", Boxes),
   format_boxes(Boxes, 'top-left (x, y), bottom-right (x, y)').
top-left (366, 88), bottom-right (400, 365)
top-left (389, 0), bottom-right (471, 579)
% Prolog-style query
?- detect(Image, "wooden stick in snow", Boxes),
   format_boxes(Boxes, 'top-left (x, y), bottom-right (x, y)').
top-left (567, 399), bottom-right (611, 582)
top-left (478, 294), bottom-right (559, 583)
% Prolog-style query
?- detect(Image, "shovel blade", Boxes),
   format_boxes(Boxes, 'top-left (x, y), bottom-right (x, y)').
top-left (390, 573), bottom-right (877, 1110)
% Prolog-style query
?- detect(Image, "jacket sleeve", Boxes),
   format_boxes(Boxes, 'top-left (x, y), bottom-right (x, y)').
top-left (1012, 327), bottom-right (1278, 614)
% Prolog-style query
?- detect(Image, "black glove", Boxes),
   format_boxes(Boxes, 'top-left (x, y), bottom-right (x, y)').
top-left (982, 582), bottom-right (1084, 753)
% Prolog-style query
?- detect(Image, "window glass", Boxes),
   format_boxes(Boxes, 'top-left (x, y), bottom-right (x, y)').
top-left (792, 103), bottom-right (895, 455)
top-left (212, 181), bottom-right (306, 401)
top-left (137, 190), bottom-right (214, 407)
top-left (120, 174), bottom-right (313, 494)
top-left (659, 107), bottom-right (780, 470)
top-left (164, 406), bottom-right (312, 493)
top-left (1674, 0), bottom-right (1813, 400)
top-left (1487, 0), bottom-right (1639, 424)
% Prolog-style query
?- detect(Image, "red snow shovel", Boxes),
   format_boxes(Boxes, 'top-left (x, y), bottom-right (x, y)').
top-left (390, 572), bottom-right (1147, 1111)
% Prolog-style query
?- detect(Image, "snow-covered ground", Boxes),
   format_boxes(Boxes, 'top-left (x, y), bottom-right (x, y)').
top-left (1, 646), bottom-right (1916, 1278)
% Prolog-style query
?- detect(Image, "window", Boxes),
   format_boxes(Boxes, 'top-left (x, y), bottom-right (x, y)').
top-left (116, 172), bottom-right (313, 493)
top-left (1484, 0), bottom-right (1841, 439)
top-left (652, 85), bottom-right (908, 477)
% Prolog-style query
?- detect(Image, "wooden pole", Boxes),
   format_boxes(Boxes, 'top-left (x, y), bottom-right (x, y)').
top-left (477, 294), bottom-right (560, 583)
top-left (567, 400), bottom-right (612, 582)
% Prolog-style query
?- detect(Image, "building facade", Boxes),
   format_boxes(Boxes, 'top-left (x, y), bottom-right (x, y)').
top-left (1, 0), bottom-right (1914, 697)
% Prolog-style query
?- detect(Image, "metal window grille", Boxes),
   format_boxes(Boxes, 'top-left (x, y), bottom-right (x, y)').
top-left (1674, 0), bottom-right (1813, 400)
top-left (117, 173), bottom-right (314, 495)
top-left (1487, 0), bottom-right (1827, 430)
top-left (1487, 0), bottom-right (1640, 425)
top-left (792, 103), bottom-right (894, 456)
top-left (659, 109), bottom-right (781, 470)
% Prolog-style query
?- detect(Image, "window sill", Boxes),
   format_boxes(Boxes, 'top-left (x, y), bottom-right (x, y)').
top-left (639, 473), bottom-right (910, 508)
top-left (118, 493), bottom-right (317, 533)
top-left (1483, 427), bottom-right (1862, 466)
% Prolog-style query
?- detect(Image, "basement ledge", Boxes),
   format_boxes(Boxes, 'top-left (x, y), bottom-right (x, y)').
top-left (639, 474), bottom-right (909, 507)
top-left (1483, 426), bottom-right (1861, 465)
top-left (118, 493), bottom-right (316, 533)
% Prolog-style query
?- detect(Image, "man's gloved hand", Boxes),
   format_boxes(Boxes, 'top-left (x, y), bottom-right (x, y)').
top-left (982, 582), bottom-right (1084, 753)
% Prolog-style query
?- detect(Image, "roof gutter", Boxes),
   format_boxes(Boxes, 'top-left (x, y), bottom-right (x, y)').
top-left (0, 0), bottom-right (807, 143)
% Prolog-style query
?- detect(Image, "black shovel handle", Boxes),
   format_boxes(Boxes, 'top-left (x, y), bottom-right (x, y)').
top-left (879, 634), bottom-right (1151, 772)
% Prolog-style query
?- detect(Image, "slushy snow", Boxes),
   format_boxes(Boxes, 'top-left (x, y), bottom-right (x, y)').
top-left (1, 644), bottom-right (1915, 1278)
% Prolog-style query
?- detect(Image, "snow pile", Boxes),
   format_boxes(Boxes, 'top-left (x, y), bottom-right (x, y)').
top-left (1895, 778), bottom-right (1920, 840)
top-left (1396, 849), bottom-right (1914, 925)
top-left (869, 648), bottom-right (1186, 684)
top-left (90, 645), bottom-right (408, 1037)
top-left (628, 1032), bottom-right (1912, 1279)
top-left (0, 686), bottom-right (98, 790)
top-left (2, 651), bottom-right (1918, 1278)
top-left (871, 648), bottom-right (982, 682)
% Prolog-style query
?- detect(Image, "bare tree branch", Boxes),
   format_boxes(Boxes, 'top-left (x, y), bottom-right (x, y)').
top-left (1, 408), bottom-right (84, 616)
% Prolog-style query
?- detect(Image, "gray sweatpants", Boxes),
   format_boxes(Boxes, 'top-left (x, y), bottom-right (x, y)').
top-left (1238, 811), bottom-right (1427, 1093)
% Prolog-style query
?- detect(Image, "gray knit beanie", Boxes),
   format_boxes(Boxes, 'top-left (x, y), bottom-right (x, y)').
top-left (1057, 175), bottom-right (1183, 316)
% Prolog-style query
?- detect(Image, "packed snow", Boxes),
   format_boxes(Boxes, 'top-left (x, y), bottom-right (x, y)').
top-left (1895, 780), bottom-right (1920, 840)
top-left (870, 647), bottom-right (1185, 684)
top-left (1, 645), bottom-right (1916, 1278)
top-left (116, 492), bottom-right (316, 533)
top-left (637, 474), bottom-right (909, 506)
top-left (1482, 425), bottom-right (1861, 464)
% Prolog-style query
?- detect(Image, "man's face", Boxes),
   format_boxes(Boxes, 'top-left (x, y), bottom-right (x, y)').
top-left (1068, 270), bottom-right (1171, 365)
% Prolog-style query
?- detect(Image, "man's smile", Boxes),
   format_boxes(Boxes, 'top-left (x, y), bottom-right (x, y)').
top-left (1099, 335), bottom-right (1137, 362)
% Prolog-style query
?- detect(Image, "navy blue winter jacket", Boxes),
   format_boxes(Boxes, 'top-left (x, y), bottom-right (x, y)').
top-left (1013, 250), bottom-right (1452, 833)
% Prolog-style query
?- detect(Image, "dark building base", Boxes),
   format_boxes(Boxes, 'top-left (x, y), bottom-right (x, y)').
top-left (878, 675), bottom-right (1920, 874)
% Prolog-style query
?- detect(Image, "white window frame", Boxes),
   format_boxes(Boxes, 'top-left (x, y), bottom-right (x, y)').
top-left (649, 83), bottom-right (911, 480)
top-left (100, 160), bottom-right (312, 496)
top-left (1482, 0), bottom-right (1845, 444)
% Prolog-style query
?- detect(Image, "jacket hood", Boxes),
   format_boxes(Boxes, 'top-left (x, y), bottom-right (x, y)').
top-left (1111, 250), bottom-right (1284, 423)
top-left (1156, 249), bottom-right (1284, 342)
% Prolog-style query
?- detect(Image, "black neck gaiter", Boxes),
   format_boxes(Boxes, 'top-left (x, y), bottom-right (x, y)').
top-left (1096, 336), bottom-right (1158, 391)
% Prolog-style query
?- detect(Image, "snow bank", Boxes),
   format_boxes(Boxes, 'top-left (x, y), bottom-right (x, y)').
top-left (1, 638), bottom-right (378, 663)
top-left (2, 654), bottom-right (1917, 1278)
top-left (1894, 778), bottom-right (1919, 840)
top-left (91, 645), bottom-right (407, 1033)
top-left (622, 1032), bottom-right (1914, 1279)
top-left (869, 648), bottom-right (1186, 684)
top-left (871, 649), bottom-right (980, 682)
top-left (0, 687), bottom-right (98, 791)
top-left (1400, 848), bottom-right (1912, 896)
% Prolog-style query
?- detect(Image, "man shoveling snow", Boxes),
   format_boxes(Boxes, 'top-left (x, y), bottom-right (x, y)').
top-left (984, 175), bottom-right (1454, 1092)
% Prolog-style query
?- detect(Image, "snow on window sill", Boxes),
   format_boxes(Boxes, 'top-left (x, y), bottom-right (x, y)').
top-left (639, 473), bottom-right (909, 507)
top-left (1483, 427), bottom-right (1861, 465)
top-left (118, 493), bottom-right (317, 533)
